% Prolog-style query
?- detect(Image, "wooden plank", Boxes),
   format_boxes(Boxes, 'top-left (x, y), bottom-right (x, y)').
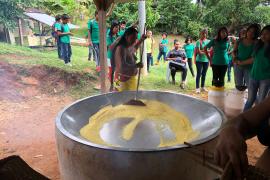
top-left (98, 9), bottom-right (108, 93)
top-left (17, 18), bottom-right (24, 46)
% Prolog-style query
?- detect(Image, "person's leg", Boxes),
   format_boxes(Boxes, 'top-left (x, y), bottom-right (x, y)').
top-left (187, 58), bottom-right (195, 77)
top-left (219, 65), bottom-right (228, 87)
top-left (258, 79), bottom-right (270, 104)
top-left (234, 65), bottom-right (245, 89)
top-left (147, 53), bottom-right (150, 72)
top-left (61, 43), bottom-right (68, 64)
top-left (92, 44), bottom-right (98, 66)
top-left (212, 65), bottom-right (219, 87)
top-left (68, 43), bottom-right (72, 63)
top-left (196, 62), bottom-right (203, 89)
top-left (169, 63), bottom-right (176, 84)
top-left (243, 78), bottom-right (259, 111)
top-left (96, 43), bottom-right (100, 66)
top-left (162, 52), bottom-right (167, 63)
top-left (88, 46), bottom-right (93, 61)
top-left (157, 51), bottom-right (162, 63)
top-left (227, 62), bottom-right (232, 82)
top-left (150, 54), bottom-right (154, 66)
top-left (201, 62), bottom-right (209, 88)
top-left (256, 148), bottom-right (270, 173)
top-left (179, 66), bottom-right (187, 82)
top-left (243, 68), bottom-right (250, 88)
top-left (57, 37), bottom-right (62, 59)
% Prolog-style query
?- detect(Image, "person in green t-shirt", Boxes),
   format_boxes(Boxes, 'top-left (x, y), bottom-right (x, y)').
top-left (88, 11), bottom-right (100, 67)
top-left (243, 25), bottom-right (270, 111)
top-left (52, 15), bottom-right (62, 59)
top-left (195, 29), bottom-right (210, 94)
top-left (205, 27), bottom-right (230, 88)
top-left (232, 24), bottom-right (261, 91)
top-left (107, 21), bottom-right (120, 83)
top-left (183, 36), bottom-right (195, 77)
top-left (118, 21), bottom-right (127, 37)
top-left (57, 14), bottom-right (73, 66)
top-left (156, 33), bottom-right (168, 65)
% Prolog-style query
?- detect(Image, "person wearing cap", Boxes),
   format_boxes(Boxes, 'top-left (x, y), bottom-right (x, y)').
top-left (110, 27), bottom-right (146, 91)
top-left (57, 14), bottom-right (73, 66)
top-left (195, 29), bottom-right (210, 94)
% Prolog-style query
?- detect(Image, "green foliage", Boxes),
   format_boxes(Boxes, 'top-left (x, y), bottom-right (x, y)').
top-left (156, 0), bottom-right (192, 34)
top-left (185, 21), bottom-right (208, 39)
top-left (0, 0), bottom-right (35, 29)
top-left (109, 0), bottom-right (159, 29)
top-left (250, 6), bottom-right (270, 26)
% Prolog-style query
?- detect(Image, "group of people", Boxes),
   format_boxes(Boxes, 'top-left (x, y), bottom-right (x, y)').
top-left (52, 14), bottom-right (73, 66)
top-left (52, 14), bottom-right (270, 112)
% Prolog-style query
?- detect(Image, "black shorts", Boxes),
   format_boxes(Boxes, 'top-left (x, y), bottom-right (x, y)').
top-left (257, 119), bottom-right (270, 146)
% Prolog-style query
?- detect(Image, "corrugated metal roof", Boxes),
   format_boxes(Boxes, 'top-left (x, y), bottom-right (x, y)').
top-left (24, 12), bottom-right (80, 29)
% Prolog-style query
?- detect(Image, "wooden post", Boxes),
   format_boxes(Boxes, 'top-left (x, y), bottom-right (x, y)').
top-left (98, 9), bottom-right (108, 93)
top-left (18, 18), bottom-right (24, 46)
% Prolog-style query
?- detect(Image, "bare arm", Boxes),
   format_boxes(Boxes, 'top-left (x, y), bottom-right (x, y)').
top-left (237, 57), bottom-right (253, 65)
top-left (232, 41), bottom-right (239, 60)
top-left (134, 35), bottom-right (146, 50)
top-left (215, 96), bottom-right (270, 179)
top-left (57, 31), bottom-right (71, 36)
top-left (227, 96), bottom-right (270, 138)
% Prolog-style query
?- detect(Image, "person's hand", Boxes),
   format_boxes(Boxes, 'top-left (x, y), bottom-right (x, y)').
top-left (141, 34), bottom-right (147, 41)
top-left (69, 32), bottom-right (74, 36)
top-left (215, 125), bottom-right (248, 180)
top-left (136, 62), bottom-right (143, 68)
top-left (88, 41), bottom-right (93, 46)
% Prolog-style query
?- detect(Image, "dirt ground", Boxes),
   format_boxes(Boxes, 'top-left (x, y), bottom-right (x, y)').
top-left (0, 61), bottom-right (267, 179)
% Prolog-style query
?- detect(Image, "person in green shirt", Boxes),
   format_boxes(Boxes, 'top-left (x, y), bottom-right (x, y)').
top-left (107, 21), bottom-right (120, 83)
top-left (205, 27), bottom-right (230, 88)
top-left (243, 25), bottom-right (270, 111)
top-left (118, 21), bottom-right (127, 37)
top-left (183, 36), bottom-right (195, 77)
top-left (57, 14), bottom-right (73, 66)
top-left (88, 11), bottom-right (100, 67)
top-left (156, 33), bottom-right (168, 65)
top-left (232, 24), bottom-right (261, 91)
top-left (52, 15), bottom-right (62, 59)
top-left (195, 29), bottom-right (210, 94)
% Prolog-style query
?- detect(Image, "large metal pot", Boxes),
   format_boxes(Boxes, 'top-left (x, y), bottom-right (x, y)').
top-left (56, 91), bottom-right (226, 180)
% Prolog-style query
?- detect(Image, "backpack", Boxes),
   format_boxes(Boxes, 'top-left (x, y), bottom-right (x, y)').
top-left (51, 23), bottom-right (64, 38)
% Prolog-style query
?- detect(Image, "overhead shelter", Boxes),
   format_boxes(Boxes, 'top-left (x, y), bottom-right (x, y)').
top-left (24, 12), bottom-right (80, 29)
top-left (93, 0), bottom-right (146, 93)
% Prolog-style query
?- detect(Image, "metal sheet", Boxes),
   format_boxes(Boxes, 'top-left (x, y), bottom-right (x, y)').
top-left (56, 91), bottom-right (226, 152)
